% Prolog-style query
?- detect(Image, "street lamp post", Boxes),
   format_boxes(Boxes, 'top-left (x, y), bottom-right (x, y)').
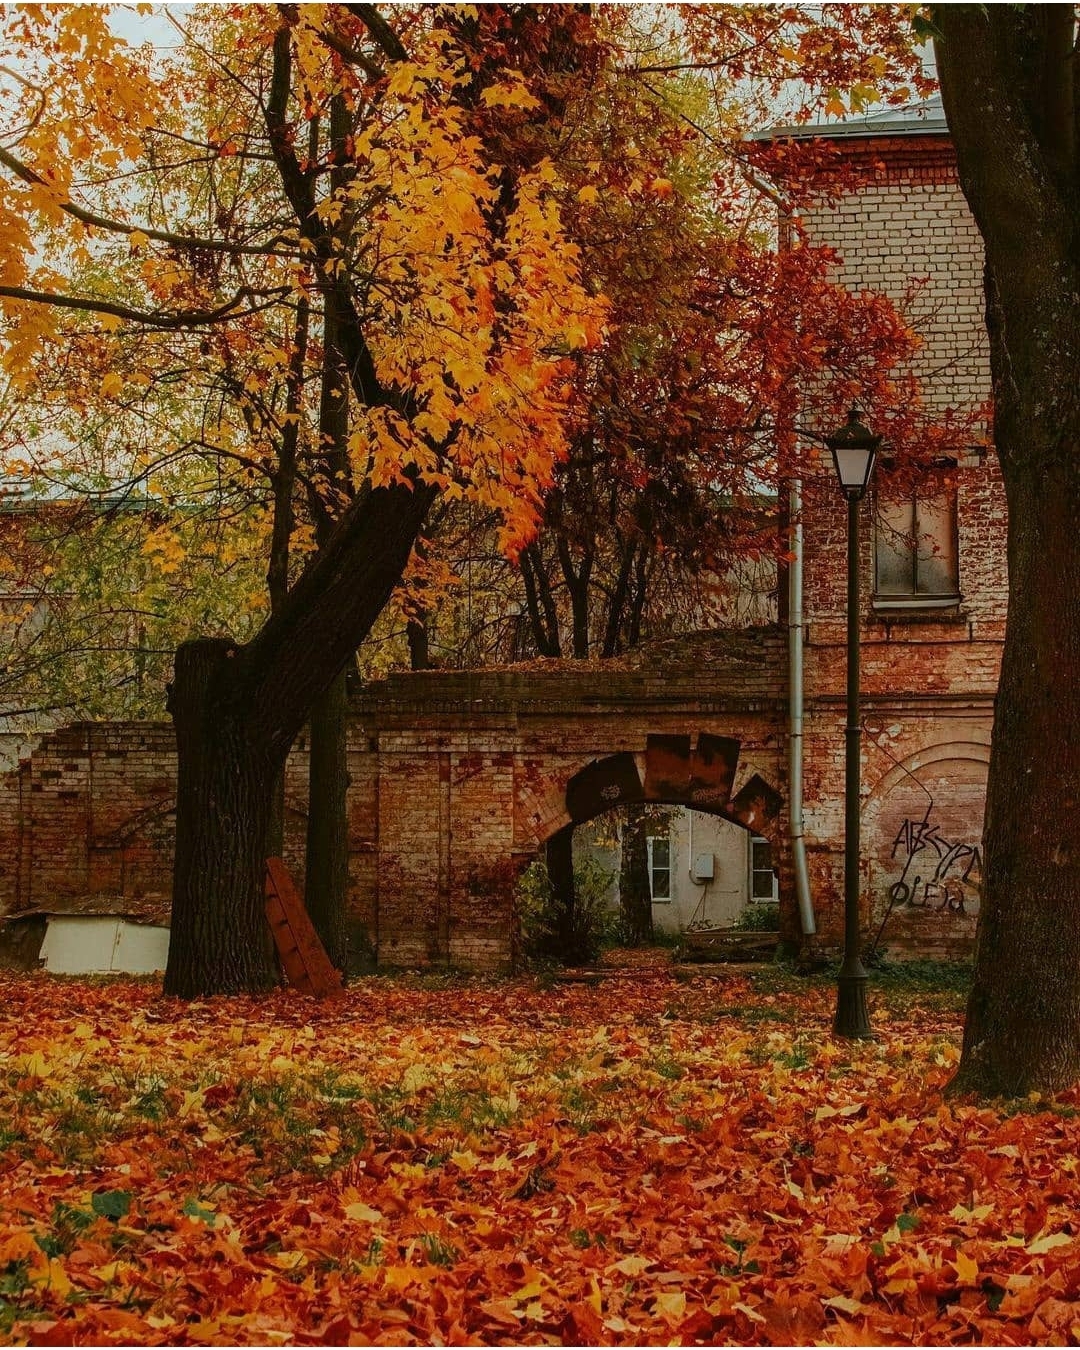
top-left (826, 408), bottom-right (881, 1039)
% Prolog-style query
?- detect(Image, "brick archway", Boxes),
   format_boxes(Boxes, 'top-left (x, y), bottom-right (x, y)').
top-left (525, 734), bottom-right (783, 851)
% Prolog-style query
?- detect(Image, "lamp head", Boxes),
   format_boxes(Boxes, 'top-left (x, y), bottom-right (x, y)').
top-left (826, 406), bottom-right (881, 500)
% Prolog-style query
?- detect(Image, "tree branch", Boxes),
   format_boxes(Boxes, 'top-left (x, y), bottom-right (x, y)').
top-left (0, 284), bottom-right (290, 329)
top-left (243, 478), bottom-right (437, 755)
top-left (0, 144), bottom-right (296, 258)
top-left (345, 4), bottom-right (408, 64)
top-left (264, 18), bottom-right (392, 413)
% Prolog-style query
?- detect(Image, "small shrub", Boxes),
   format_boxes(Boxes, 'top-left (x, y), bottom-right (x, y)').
top-left (516, 856), bottom-right (616, 966)
top-left (732, 903), bottom-right (781, 932)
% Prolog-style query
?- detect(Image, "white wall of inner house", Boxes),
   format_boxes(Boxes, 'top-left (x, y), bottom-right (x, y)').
top-left (575, 809), bottom-right (762, 934)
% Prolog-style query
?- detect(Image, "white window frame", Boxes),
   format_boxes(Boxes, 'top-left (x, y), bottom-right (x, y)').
top-left (749, 836), bottom-right (779, 903)
top-left (647, 833), bottom-right (671, 902)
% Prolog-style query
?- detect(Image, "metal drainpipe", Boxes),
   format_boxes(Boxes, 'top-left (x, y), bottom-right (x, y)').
top-left (789, 477), bottom-right (817, 936)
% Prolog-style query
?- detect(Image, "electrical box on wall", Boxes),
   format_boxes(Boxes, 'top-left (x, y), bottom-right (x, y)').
top-left (692, 852), bottom-right (715, 882)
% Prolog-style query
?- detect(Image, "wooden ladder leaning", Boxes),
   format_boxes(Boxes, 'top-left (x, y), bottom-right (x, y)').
top-left (264, 856), bottom-right (345, 999)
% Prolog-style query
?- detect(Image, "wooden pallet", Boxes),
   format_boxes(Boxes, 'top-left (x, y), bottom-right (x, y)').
top-left (680, 929), bottom-right (778, 963)
top-left (265, 857), bottom-right (345, 999)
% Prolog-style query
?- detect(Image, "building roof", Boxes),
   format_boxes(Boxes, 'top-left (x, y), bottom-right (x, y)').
top-left (756, 93), bottom-right (947, 142)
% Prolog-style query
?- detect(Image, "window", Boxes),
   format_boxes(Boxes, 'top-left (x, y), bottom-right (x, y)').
top-left (874, 487), bottom-right (959, 608)
top-left (750, 837), bottom-right (778, 901)
top-left (647, 834), bottom-right (671, 901)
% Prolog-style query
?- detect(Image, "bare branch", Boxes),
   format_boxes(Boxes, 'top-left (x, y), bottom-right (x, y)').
top-left (0, 284), bottom-right (291, 329)
top-left (0, 143), bottom-right (297, 258)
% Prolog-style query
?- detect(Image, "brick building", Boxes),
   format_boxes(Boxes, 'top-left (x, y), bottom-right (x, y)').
top-left (789, 95), bottom-right (1001, 959)
top-left (0, 97), bottom-right (1006, 971)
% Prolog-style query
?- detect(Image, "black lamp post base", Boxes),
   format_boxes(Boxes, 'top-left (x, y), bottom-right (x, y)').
top-left (833, 974), bottom-right (872, 1039)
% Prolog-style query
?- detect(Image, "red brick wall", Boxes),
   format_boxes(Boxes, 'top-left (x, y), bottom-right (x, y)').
top-left (0, 632), bottom-right (789, 971)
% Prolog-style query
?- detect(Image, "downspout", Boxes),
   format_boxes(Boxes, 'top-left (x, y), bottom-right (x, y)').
top-left (788, 477), bottom-right (817, 936)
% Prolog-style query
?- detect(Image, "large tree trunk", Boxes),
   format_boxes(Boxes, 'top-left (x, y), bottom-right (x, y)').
top-left (304, 668), bottom-right (350, 973)
top-left (166, 477), bottom-right (435, 997)
top-left (935, 6), bottom-right (1080, 1094)
top-left (955, 459), bottom-right (1080, 1094)
top-left (165, 639), bottom-right (281, 997)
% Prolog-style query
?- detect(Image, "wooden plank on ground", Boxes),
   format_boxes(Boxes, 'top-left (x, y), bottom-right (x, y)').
top-left (265, 857), bottom-right (345, 999)
top-left (682, 929), bottom-right (778, 963)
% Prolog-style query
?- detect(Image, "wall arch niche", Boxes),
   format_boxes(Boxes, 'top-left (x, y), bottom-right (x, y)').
top-left (864, 741), bottom-right (989, 958)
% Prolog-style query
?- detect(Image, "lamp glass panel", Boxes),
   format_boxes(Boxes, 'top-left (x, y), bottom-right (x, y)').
top-left (833, 446), bottom-right (874, 491)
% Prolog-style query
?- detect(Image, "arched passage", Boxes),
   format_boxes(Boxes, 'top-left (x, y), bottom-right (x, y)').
top-left (529, 733), bottom-right (784, 850)
top-left (522, 734), bottom-right (785, 959)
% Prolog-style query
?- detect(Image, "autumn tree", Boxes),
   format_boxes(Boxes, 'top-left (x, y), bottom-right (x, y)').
top-left (0, 4), bottom-right (600, 995)
top-left (930, 5), bottom-right (1080, 1096)
top-left (376, 8), bottom-right (938, 672)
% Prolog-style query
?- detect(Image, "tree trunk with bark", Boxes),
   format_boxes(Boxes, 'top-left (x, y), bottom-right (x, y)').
top-left (304, 668), bottom-right (350, 973)
top-left (164, 477), bottom-right (435, 997)
top-left (619, 803), bottom-right (654, 947)
top-left (935, 6), bottom-right (1080, 1094)
top-left (166, 639), bottom-right (282, 997)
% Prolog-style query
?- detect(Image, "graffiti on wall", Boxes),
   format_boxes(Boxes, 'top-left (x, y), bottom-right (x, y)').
top-left (888, 813), bottom-right (982, 915)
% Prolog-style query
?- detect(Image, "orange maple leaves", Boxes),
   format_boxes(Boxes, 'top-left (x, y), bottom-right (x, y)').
top-left (2, 966), bottom-right (1079, 1345)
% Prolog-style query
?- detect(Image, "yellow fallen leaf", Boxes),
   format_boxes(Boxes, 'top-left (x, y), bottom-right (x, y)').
top-left (883, 1277), bottom-right (918, 1295)
top-left (950, 1203), bottom-right (994, 1222)
top-left (734, 1301), bottom-right (766, 1324)
top-left (186, 1320), bottom-right (223, 1344)
top-left (612, 1255), bottom-right (652, 1277)
top-left (824, 1295), bottom-right (864, 1316)
top-left (1027, 1231), bottom-right (1074, 1255)
top-left (20, 1051), bottom-right (53, 1080)
top-left (268, 1250), bottom-right (307, 1270)
top-left (344, 1202), bottom-right (384, 1224)
top-left (178, 1088), bottom-right (205, 1119)
top-left (655, 1290), bottom-right (687, 1321)
top-left (954, 1249), bottom-right (979, 1284)
top-left (29, 1257), bottom-right (72, 1298)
